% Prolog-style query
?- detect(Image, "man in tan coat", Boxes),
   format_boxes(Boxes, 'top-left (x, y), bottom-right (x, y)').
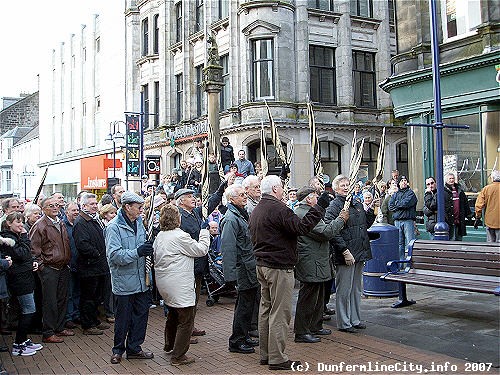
top-left (474, 170), bottom-right (500, 242)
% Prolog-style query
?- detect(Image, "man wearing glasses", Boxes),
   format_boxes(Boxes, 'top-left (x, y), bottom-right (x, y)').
top-left (30, 197), bottom-right (72, 343)
top-left (423, 176), bottom-right (453, 239)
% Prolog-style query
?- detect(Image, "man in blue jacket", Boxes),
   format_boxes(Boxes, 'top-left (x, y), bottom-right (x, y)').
top-left (105, 191), bottom-right (154, 365)
top-left (388, 176), bottom-right (418, 259)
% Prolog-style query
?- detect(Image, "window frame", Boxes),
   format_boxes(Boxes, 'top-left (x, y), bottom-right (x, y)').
top-left (308, 0), bottom-right (334, 11)
top-left (142, 84), bottom-right (149, 128)
top-left (352, 51), bottom-right (377, 108)
top-left (251, 38), bottom-right (275, 101)
top-left (350, 0), bottom-right (373, 18)
top-left (141, 18), bottom-right (149, 56)
top-left (309, 45), bottom-right (337, 105)
top-left (196, 65), bottom-right (205, 117)
top-left (219, 0), bottom-right (229, 19)
top-left (195, 0), bottom-right (204, 32)
top-left (440, 0), bottom-right (482, 42)
top-left (176, 2), bottom-right (182, 43)
top-left (153, 14), bottom-right (159, 54)
top-left (220, 54), bottom-right (230, 111)
top-left (154, 81), bottom-right (160, 127)
top-left (176, 74), bottom-right (183, 123)
top-left (319, 141), bottom-right (342, 177)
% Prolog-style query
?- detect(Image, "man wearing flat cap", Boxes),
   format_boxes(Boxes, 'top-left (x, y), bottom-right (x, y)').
top-left (175, 188), bottom-right (207, 339)
top-left (293, 187), bottom-right (348, 344)
top-left (105, 191), bottom-right (154, 364)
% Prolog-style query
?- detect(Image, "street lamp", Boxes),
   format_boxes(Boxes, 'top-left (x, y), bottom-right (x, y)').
top-left (105, 121), bottom-right (126, 178)
top-left (20, 166), bottom-right (35, 200)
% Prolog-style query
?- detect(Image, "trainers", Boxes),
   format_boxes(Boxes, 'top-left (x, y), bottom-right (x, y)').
top-left (12, 343), bottom-right (37, 356)
top-left (23, 339), bottom-right (43, 351)
top-left (96, 322), bottom-right (110, 330)
top-left (83, 327), bottom-right (104, 335)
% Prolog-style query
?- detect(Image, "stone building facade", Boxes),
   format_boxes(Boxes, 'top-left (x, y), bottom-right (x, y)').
top-left (129, 0), bottom-right (407, 188)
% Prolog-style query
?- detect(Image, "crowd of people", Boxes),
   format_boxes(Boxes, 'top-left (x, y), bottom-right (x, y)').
top-left (0, 141), bottom-right (498, 371)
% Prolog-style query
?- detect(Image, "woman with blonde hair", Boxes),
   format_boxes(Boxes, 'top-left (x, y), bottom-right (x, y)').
top-left (99, 204), bottom-right (117, 226)
top-left (153, 204), bottom-right (209, 366)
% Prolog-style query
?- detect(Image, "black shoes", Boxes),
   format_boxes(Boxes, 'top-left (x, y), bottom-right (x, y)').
top-left (294, 333), bottom-right (321, 343)
top-left (126, 350), bottom-right (154, 359)
top-left (312, 328), bottom-right (332, 335)
top-left (338, 327), bottom-right (357, 333)
top-left (248, 329), bottom-right (259, 338)
top-left (269, 360), bottom-right (301, 370)
top-left (228, 343), bottom-right (255, 354)
top-left (353, 323), bottom-right (367, 329)
top-left (245, 338), bottom-right (259, 347)
top-left (324, 308), bottom-right (336, 315)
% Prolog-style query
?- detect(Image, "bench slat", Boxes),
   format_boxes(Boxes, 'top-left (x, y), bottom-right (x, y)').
top-left (414, 263), bottom-right (500, 276)
top-left (412, 249), bottom-right (499, 261)
top-left (410, 269), bottom-right (498, 282)
top-left (411, 256), bottom-right (500, 271)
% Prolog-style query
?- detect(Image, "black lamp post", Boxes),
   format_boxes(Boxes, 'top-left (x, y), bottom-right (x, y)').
top-left (105, 121), bottom-right (126, 178)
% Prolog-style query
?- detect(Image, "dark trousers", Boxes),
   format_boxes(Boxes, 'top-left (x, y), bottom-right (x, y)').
top-left (38, 266), bottom-right (70, 338)
top-left (15, 313), bottom-right (34, 345)
top-left (229, 286), bottom-right (258, 347)
top-left (193, 274), bottom-right (202, 328)
top-left (250, 288), bottom-right (261, 332)
top-left (294, 281), bottom-right (324, 335)
top-left (164, 306), bottom-right (195, 360)
top-left (79, 275), bottom-right (105, 329)
top-left (102, 273), bottom-right (114, 318)
top-left (113, 291), bottom-right (150, 355)
top-left (66, 271), bottom-right (80, 322)
top-left (324, 278), bottom-right (334, 309)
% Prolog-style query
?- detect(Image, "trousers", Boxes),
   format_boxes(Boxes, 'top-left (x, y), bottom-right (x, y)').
top-left (294, 281), bottom-right (324, 334)
top-left (164, 306), bottom-right (195, 360)
top-left (335, 262), bottom-right (363, 329)
top-left (229, 286), bottom-right (258, 347)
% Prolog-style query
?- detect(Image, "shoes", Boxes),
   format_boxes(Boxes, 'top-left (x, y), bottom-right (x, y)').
top-left (126, 350), bottom-right (154, 359)
top-left (65, 321), bottom-right (77, 329)
top-left (110, 353), bottom-right (122, 364)
top-left (0, 346), bottom-right (8, 352)
top-left (294, 334), bottom-right (320, 343)
top-left (23, 339), bottom-right (43, 351)
top-left (324, 308), bottom-right (336, 315)
top-left (163, 345), bottom-right (173, 354)
top-left (83, 327), bottom-right (104, 335)
top-left (260, 359), bottom-right (268, 365)
top-left (73, 317), bottom-right (81, 325)
top-left (245, 338), bottom-right (259, 347)
top-left (191, 328), bottom-right (206, 336)
top-left (12, 343), bottom-right (37, 356)
top-left (42, 335), bottom-right (64, 343)
top-left (190, 338), bottom-right (198, 344)
top-left (353, 323), bottom-right (367, 329)
top-left (312, 328), bottom-right (332, 335)
top-left (228, 343), bottom-right (255, 354)
top-left (96, 322), bottom-right (110, 330)
top-left (56, 329), bottom-right (75, 336)
top-left (171, 355), bottom-right (195, 366)
top-left (269, 360), bottom-right (301, 371)
top-left (248, 329), bottom-right (259, 338)
top-left (322, 314), bottom-right (331, 321)
top-left (338, 327), bottom-right (357, 333)
top-left (106, 317), bottom-right (115, 323)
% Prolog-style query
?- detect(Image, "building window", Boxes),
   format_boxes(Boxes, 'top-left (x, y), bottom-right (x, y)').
top-left (176, 2), bottom-right (182, 43)
top-left (361, 141), bottom-right (379, 179)
top-left (248, 140), bottom-right (288, 172)
top-left (220, 55), bottom-right (230, 110)
top-left (195, 0), bottom-right (204, 32)
top-left (173, 153), bottom-right (182, 168)
top-left (5, 170), bottom-right (11, 192)
top-left (308, 0), bottom-right (334, 11)
top-left (396, 142), bottom-right (408, 177)
top-left (95, 96), bottom-right (101, 111)
top-left (142, 84), bottom-right (149, 128)
top-left (351, 0), bottom-right (373, 18)
top-left (352, 51), bottom-right (376, 108)
top-left (196, 65), bottom-right (205, 117)
top-left (252, 39), bottom-right (274, 100)
top-left (153, 14), bottom-right (159, 54)
top-left (95, 37), bottom-right (100, 53)
top-left (176, 74), bottom-right (183, 122)
top-left (320, 141), bottom-right (341, 178)
top-left (388, 0), bottom-right (395, 24)
top-left (219, 0), bottom-right (229, 19)
top-left (82, 46), bottom-right (86, 61)
top-left (82, 102), bottom-right (87, 117)
top-left (310, 46), bottom-right (336, 105)
top-left (441, 0), bottom-right (481, 40)
top-left (154, 81), bottom-right (160, 127)
top-left (142, 18), bottom-right (149, 56)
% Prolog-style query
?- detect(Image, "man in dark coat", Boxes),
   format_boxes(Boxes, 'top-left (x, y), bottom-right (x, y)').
top-left (73, 193), bottom-right (110, 335)
top-left (325, 175), bottom-right (375, 333)
top-left (220, 185), bottom-right (259, 354)
top-left (249, 175), bottom-right (329, 371)
top-left (294, 187), bottom-right (348, 344)
top-left (176, 188), bottom-right (206, 340)
top-left (423, 176), bottom-right (453, 238)
top-left (444, 173), bottom-right (471, 241)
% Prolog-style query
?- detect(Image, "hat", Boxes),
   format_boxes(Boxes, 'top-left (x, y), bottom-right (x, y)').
top-left (296, 187), bottom-right (317, 202)
top-left (174, 188), bottom-right (195, 200)
top-left (194, 156), bottom-right (203, 164)
top-left (152, 195), bottom-right (166, 209)
top-left (288, 187), bottom-right (298, 193)
top-left (398, 175), bottom-right (409, 184)
top-left (121, 191), bottom-right (145, 205)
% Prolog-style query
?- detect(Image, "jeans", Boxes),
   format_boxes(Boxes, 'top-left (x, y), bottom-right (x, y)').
top-left (486, 227), bottom-right (500, 243)
top-left (394, 219), bottom-right (415, 259)
top-left (17, 293), bottom-right (36, 315)
top-left (15, 293), bottom-right (36, 345)
top-left (65, 271), bottom-right (80, 322)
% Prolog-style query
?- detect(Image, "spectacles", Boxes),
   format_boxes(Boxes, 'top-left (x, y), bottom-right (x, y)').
top-left (426, 181), bottom-right (435, 186)
top-left (44, 204), bottom-right (59, 209)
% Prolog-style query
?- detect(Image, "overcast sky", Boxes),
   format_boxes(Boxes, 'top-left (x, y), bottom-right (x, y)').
top-left (0, 1), bottom-right (105, 100)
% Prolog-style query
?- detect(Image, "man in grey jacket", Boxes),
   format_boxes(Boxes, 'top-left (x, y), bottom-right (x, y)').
top-left (220, 184), bottom-right (259, 354)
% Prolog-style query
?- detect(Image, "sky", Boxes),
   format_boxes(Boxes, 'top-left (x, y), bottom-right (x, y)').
top-left (0, 0), bottom-right (105, 101)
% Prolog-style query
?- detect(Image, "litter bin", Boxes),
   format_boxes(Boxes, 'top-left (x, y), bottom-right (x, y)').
top-left (363, 223), bottom-right (399, 297)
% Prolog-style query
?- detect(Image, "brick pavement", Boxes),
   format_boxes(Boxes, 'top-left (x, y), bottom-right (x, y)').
top-left (0, 294), bottom-right (477, 374)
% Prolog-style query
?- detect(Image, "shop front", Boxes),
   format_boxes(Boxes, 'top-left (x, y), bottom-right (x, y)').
top-left (81, 154), bottom-right (109, 200)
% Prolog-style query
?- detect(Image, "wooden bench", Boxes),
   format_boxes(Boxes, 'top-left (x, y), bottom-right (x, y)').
top-left (380, 239), bottom-right (500, 308)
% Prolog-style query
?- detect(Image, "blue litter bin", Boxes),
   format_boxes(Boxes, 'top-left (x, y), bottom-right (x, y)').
top-left (363, 223), bottom-right (399, 297)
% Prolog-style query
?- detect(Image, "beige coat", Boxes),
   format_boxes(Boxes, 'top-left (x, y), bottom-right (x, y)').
top-left (153, 228), bottom-right (209, 308)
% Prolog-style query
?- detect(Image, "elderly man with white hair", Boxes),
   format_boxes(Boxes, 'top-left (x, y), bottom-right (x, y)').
top-left (242, 175), bottom-right (261, 215)
top-left (249, 175), bottom-right (330, 371)
top-left (475, 170), bottom-right (500, 242)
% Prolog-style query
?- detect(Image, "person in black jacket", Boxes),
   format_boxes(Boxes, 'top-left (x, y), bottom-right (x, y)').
top-left (221, 137), bottom-right (235, 173)
top-left (324, 175), bottom-right (375, 334)
top-left (73, 193), bottom-right (111, 335)
top-left (423, 176), bottom-right (453, 238)
top-left (1, 212), bottom-right (43, 356)
top-left (444, 173), bottom-right (471, 240)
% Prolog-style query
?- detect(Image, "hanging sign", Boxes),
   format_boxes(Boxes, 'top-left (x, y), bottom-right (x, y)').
top-left (126, 115), bottom-right (140, 176)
